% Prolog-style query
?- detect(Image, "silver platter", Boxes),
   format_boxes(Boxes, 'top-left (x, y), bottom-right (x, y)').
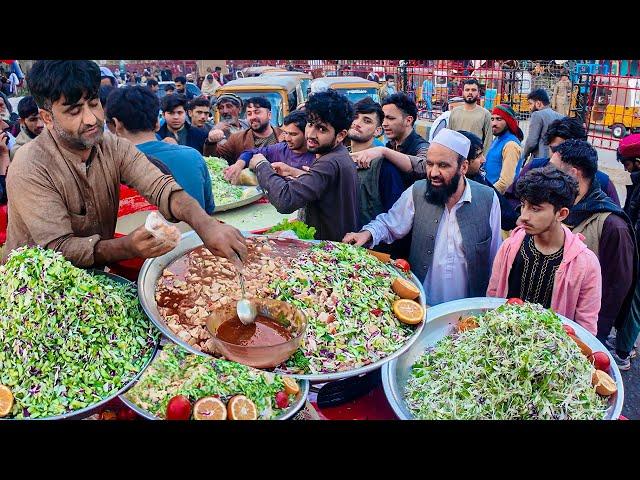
top-left (381, 297), bottom-right (624, 420)
top-left (137, 230), bottom-right (426, 383)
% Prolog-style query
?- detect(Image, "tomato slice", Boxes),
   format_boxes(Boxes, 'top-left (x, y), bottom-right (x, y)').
top-left (562, 324), bottom-right (576, 336)
top-left (394, 259), bottom-right (411, 272)
top-left (506, 298), bottom-right (524, 305)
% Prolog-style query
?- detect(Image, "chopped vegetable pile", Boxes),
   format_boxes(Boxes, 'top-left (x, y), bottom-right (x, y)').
top-left (405, 303), bottom-right (609, 419)
top-left (267, 219), bottom-right (317, 240)
top-left (270, 242), bottom-right (416, 374)
top-left (0, 247), bottom-right (158, 419)
top-left (204, 156), bottom-right (245, 206)
top-left (124, 344), bottom-right (297, 419)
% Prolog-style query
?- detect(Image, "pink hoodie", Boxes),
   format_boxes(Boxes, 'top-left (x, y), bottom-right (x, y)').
top-left (487, 225), bottom-right (601, 335)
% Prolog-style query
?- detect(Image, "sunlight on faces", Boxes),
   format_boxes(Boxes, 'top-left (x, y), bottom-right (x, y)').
top-left (305, 114), bottom-right (346, 155)
top-left (41, 93), bottom-right (104, 150)
top-left (381, 104), bottom-right (412, 141)
top-left (519, 199), bottom-right (569, 235)
top-left (189, 106), bottom-right (210, 128)
top-left (348, 112), bottom-right (382, 143)
top-left (164, 106), bottom-right (186, 130)
top-left (425, 143), bottom-right (468, 205)
top-left (491, 115), bottom-right (507, 135)
top-left (282, 122), bottom-right (305, 151)
top-left (246, 104), bottom-right (271, 134)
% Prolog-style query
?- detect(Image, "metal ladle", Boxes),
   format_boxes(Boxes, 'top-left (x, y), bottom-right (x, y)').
top-left (234, 254), bottom-right (257, 325)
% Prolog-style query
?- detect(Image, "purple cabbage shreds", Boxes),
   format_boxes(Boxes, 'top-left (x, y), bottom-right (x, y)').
top-left (29, 384), bottom-right (41, 395)
top-left (22, 408), bottom-right (30, 417)
top-left (29, 366), bottom-right (41, 376)
top-left (345, 306), bottom-right (352, 315)
top-left (17, 286), bottom-right (27, 294)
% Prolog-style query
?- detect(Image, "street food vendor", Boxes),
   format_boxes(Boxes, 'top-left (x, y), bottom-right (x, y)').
top-left (2, 60), bottom-right (247, 268)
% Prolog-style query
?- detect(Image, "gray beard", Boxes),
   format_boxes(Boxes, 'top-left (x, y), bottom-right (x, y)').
top-left (52, 119), bottom-right (104, 150)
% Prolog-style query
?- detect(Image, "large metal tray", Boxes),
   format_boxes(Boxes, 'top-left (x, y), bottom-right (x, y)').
top-left (138, 231), bottom-right (426, 383)
top-left (214, 186), bottom-right (264, 213)
top-left (119, 345), bottom-right (310, 420)
top-left (381, 297), bottom-right (624, 420)
top-left (2, 271), bottom-right (159, 420)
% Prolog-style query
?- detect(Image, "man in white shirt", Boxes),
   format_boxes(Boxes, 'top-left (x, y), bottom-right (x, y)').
top-left (343, 128), bottom-right (503, 306)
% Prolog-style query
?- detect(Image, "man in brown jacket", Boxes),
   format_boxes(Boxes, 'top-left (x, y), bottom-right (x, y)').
top-left (3, 60), bottom-right (247, 269)
top-left (204, 96), bottom-right (282, 165)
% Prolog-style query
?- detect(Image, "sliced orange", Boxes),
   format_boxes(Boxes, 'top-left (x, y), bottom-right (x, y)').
top-left (0, 385), bottom-right (14, 418)
top-left (393, 299), bottom-right (424, 325)
top-left (227, 395), bottom-right (258, 420)
top-left (392, 277), bottom-right (420, 300)
top-left (193, 396), bottom-right (227, 420)
top-left (592, 370), bottom-right (617, 396)
top-left (282, 377), bottom-right (300, 396)
top-left (458, 316), bottom-right (479, 332)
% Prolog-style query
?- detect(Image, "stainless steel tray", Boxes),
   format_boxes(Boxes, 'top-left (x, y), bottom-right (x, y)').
top-left (3, 271), bottom-right (159, 420)
top-left (214, 186), bottom-right (264, 213)
top-left (138, 231), bottom-right (426, 383)
top-left (119, 346), bottom-right (310, 420)
top-left (381, 297), bottom-right (624, 420)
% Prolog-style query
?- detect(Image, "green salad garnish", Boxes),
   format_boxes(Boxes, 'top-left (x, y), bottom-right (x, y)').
top-left (0, 247), bottom-right (158, 418)
top-left (405, 303), bottom-right (609, 420)
top-left (204, 156), bottom-right (244, 206)
top-left (267, 219), bottom-right (316, 240)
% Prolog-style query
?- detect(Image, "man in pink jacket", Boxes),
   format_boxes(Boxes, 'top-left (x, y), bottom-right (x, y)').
top-left (487, 166), bottom-right (602, 335)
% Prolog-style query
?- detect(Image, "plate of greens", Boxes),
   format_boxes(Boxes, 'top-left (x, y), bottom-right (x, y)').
top-left (204, 156), bottom-right (264, 212)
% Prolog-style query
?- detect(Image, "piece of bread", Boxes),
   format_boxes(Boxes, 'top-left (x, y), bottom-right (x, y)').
top-left (239, 169), bottom-right (259, 186)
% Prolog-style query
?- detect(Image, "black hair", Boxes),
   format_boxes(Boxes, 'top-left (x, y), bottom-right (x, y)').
top-left (551, 138), bottom-right (598, 180)
top-left (382, 92), bottom-right (418, 125)
top-left (215, 66), bottom-right (222, 71)
top-left (527, 88), bottom-right (551, 105)
top-left (146, 79), bottom-right (158, 88)
top-left (544, 117), bottom-right (587, 145)
top-left (99, 85), bottom-right (115, 108)
top-left (457, 130), bottom-right (483, 160)
top-left (105, 85), bottom-right (160, 133)
top-left (516, 165), bottom-right (578, 211)
top-left (188, 96), bottom-right (211, 110)
top-left (17, 96), bottom-right (39, 119)
top-left (462, 78), bottom-right (480, 88)
top-left (354, 96), bottom-right (384, 126)
top-left (174, 76), bottom-right (187, 84)
top-left (305, 89), bottom-right (354, 133)
top-left (161, 93), bottom-right (188, 113)
top-left (165, 84), bottom-right (175, 92)
top-left (385, 74), bottom-right (395, 81)
top-left (27, 60), bottom-right (100, 111)
top-left (245, 96), bottom-right (272, 111)
top-left (283, 109), bottom-right (307, 132)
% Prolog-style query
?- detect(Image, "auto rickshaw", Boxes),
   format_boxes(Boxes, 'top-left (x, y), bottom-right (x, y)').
top-left (589, 75), bottom-right (640, 138)
top-left (262, 70), bottom-right (313, 104)
top-left (309, 76), bottom-right (381, 104)
top-left (236, 66), bottom-right (287, 79)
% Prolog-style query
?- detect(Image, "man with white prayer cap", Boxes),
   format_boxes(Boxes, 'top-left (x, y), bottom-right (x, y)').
top-left (343, 128), bottom-right (503, 305)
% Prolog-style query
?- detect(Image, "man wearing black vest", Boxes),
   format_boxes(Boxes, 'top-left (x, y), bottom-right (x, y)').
top-left (344, 128), bottom-right (502, 306)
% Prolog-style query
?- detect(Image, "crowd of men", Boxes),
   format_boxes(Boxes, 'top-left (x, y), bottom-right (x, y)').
top-left (2, 60), bottom-right (640, 374)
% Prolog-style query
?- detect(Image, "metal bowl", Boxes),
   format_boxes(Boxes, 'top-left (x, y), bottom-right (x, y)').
top-left (2, 270), bottom-right (159, 420)
top-left (138, 231), bottom-right (426, 383)
top-left (118, 347), bottom-right (310, 420)
top-left (381, 297), bottom-right (624, 420)
top-left (214, 186), bottom-right (264, 212)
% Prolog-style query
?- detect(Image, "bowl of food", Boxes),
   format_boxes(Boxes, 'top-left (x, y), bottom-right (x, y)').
top-left (382, 298), bottom-right (624, 420)
top-left (205, 298), bottom-right (307, 369)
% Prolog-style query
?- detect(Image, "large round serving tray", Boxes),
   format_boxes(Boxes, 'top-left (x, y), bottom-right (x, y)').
top-left (213, 186), bottom-right (264, 213)
top-left (118, 346), bottom-right (310, 420)
top-left (138, 230), bottom-right (427, 383)
top-left (381, 297), bottom-right (624, 420)
top-left (2, 270), bottom-right (159, 421)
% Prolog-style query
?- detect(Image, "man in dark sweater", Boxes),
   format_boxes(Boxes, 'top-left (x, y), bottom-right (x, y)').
top-left (156, 94), bottom-right (208, 154)
top-left (550, 139), bottom-right (638, 368)
top-left (249, 90), bottom-right (360, 242)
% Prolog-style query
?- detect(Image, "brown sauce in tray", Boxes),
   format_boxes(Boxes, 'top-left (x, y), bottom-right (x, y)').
top-left (216, 315), bottom-right (293, 347)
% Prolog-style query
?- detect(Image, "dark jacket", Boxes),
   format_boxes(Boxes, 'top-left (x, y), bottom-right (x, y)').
top-left (156, 122), bottom-right (208, 155)
top-left (255, 144), bottom-right (360, 241)
top-left (467, 172), bottom-right (519, 231)
top-left (386, 130), bottom-right (429, 186)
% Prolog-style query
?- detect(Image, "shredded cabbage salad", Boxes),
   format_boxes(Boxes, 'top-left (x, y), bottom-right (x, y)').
top-left (270, 242), bottom-right (416, 374)
top-left (0, 247), bottom-right (158, 418)
top-left (125, 344), bottom-right (295, 419)
top-left (204, 156), bottom-right (244, 206)
top-left (405, 303), bottom-right (609, 420)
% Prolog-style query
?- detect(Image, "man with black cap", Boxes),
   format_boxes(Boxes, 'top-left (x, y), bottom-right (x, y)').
top-left (204, 96), bottom-right (281, 165)
top-left (485, 104), bottom-right (523, 194)
top-left (343, 128), bottom-right (502, 306)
